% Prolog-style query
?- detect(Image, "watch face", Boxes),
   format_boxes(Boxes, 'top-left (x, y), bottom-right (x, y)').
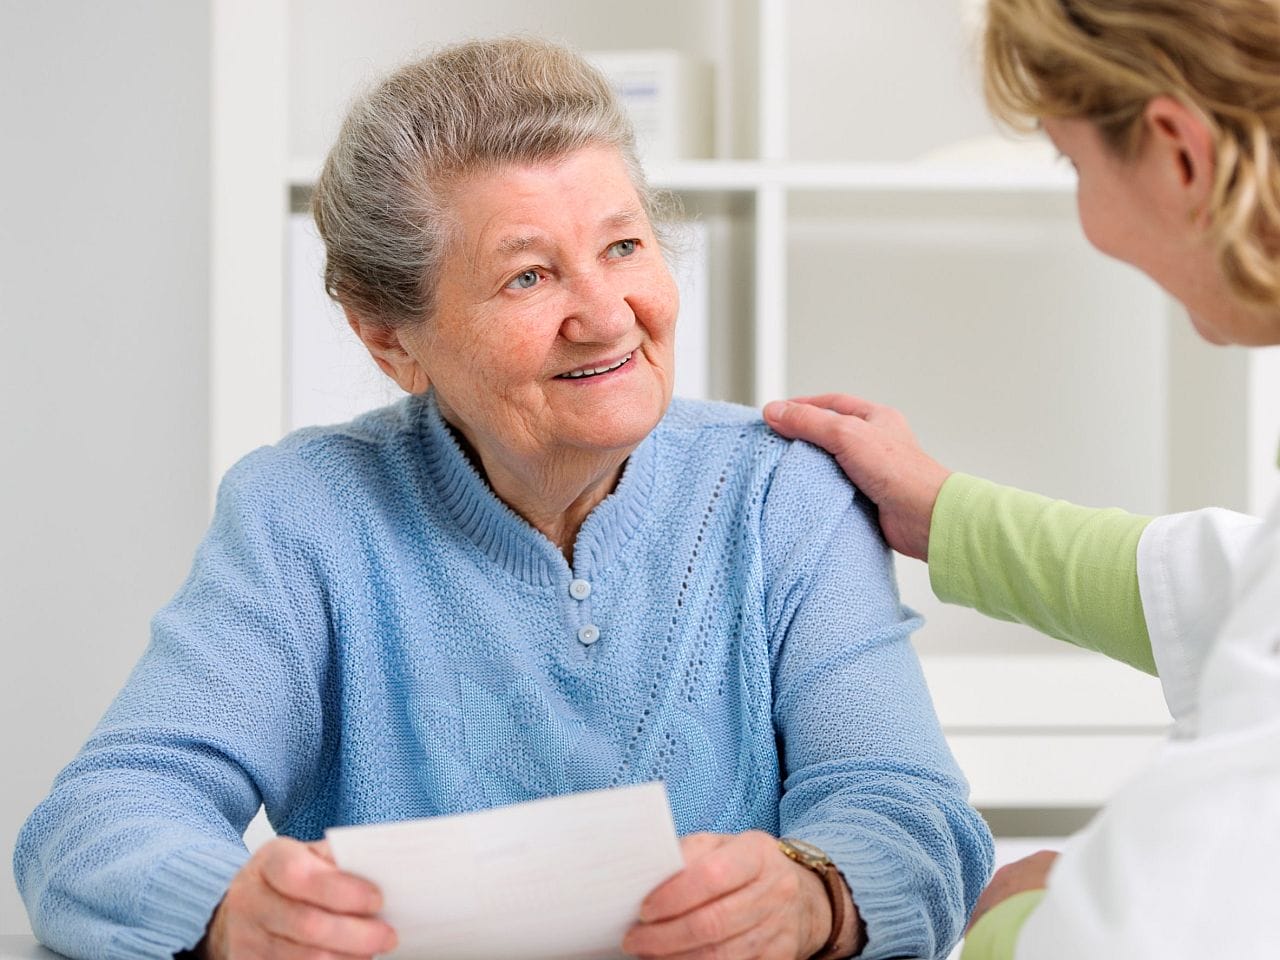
top-left (781, 837), bottom-right (829, 867)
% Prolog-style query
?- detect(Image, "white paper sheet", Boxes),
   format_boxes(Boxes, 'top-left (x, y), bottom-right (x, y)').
top-left (326, 782), bottom-right (684, 960)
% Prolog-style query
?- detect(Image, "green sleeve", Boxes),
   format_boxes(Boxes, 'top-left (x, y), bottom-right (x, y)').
top-left (929, 473), bottom-right (1156, 674)
top-left (960, 890), bottom-right (1047, 960)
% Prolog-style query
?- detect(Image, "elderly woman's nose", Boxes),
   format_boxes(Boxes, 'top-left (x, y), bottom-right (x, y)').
top-left (560, 275), bottom-right (635, 341)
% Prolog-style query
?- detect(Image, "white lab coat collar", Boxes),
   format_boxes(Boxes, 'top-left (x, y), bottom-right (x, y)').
top-left (1136, 507), bottom-right (1265, 734)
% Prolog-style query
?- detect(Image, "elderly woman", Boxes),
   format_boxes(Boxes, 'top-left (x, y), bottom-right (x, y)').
top-left (15, 38), bottom-right (990, 960)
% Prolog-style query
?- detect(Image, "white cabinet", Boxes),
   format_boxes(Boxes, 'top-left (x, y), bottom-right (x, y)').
top-left (211, 0), bottom-right (1277, 808)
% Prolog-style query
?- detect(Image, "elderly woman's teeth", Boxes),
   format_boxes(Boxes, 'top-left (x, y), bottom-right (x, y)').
top-left (559, 352), bottom-right (632, 379)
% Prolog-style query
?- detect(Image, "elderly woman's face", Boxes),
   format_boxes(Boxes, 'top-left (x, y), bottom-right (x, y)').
top-left (410, 145), bottom-right (679, 467)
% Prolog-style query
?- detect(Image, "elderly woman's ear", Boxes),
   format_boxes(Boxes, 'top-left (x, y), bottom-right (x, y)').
top-left (346, 310), bottom-right (432, 394)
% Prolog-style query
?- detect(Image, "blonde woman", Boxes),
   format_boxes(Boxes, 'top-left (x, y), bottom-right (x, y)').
top-left (766, 0), bottom-right (1280, 957)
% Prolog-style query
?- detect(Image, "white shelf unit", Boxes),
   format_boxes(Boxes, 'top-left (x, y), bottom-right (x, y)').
top-left (212, 0), bottom-right (1279, 809)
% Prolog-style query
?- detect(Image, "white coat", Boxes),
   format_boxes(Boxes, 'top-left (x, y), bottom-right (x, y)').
top-left (1015, 501), bottom-right (1280, 957)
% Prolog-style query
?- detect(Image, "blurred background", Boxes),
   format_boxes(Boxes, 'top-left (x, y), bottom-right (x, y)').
top-left (3, 0), bottom-right (1276, 941)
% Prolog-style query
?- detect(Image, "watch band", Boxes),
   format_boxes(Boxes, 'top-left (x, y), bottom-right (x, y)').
top-left (777, 838), bottom-right (848, 960)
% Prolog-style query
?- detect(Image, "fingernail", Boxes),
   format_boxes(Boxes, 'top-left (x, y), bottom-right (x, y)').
top-left (763, 400), bottom-right (787, 420)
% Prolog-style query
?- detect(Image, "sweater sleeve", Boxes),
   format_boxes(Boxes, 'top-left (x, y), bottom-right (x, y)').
top-left (959, 890), bottom-right (1046, 960)
top-left (13, 447), bottom-right (336, 960)
top-left (763, 442), bottom-right (994, 960)
top-left (929, 473), bottom-right (1156, 674)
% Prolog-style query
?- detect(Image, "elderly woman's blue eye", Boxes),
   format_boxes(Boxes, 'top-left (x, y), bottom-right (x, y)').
top-left (609, 239), bottom-right (638, 257)
top-left (508, 270), bottom-right (540, 289)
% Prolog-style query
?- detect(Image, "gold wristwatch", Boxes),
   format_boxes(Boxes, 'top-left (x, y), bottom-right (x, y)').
top-left (777, 837), bottom-right (848, 960)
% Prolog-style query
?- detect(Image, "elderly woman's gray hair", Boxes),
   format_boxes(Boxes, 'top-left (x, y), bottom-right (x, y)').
top-left (312, 36), bottom-right (667, 329)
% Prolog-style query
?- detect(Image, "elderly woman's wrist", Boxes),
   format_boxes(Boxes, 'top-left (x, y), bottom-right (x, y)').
top-left (784, 848), bottom-right (862, 959)
top-left (177, 933), bottom-right (211, 960)
top-left (792, 863), bottom-right (833, 957)
top-left (185, 900), bottom-right (226, 960)
top-left (824, 879), bottom-right (863, 959)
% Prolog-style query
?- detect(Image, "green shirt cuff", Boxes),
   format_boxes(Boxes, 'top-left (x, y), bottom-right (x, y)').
top-left (960, 889), bottom-right (1046, 960)
top-left (929, 473), bottom-right (1156, 674)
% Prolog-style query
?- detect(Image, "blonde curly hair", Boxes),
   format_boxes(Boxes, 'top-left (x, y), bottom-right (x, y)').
top-left (984, 0), bottom-right (1280, 308)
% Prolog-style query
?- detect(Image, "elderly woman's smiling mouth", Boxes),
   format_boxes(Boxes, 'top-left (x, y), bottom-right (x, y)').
top-left (555, 350), bottom-right (635, 380)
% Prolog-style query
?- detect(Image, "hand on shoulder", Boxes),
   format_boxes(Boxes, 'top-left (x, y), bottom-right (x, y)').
top-left (764, 394), bottom-right (951, 561)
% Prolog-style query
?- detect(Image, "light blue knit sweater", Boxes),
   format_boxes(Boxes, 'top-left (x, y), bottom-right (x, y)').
top-left (15, 395), bottom-right (992, 960)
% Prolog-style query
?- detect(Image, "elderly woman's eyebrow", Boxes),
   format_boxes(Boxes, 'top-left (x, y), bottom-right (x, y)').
top-left (604, 208), bottom-right (644, 231)
top-left (496, 234), bottom-right (539, 255)
top-left (493, 209), bottom-right (646, 257)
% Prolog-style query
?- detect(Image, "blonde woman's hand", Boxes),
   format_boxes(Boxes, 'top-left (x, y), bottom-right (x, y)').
top-left (622, 831), bottom-right (856, 960)
top-left (763, 394), bottom-right (950, 561)
top-left (966, 850), bottom-right (1059, 932)
top-left (197, 837), bottom-right (397, 960)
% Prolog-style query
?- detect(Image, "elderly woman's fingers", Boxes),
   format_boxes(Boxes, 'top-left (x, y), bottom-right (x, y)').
top-left (676, 832), bottom-right (727, 862)
top-left (626, 831), bottom-right (831, 960)
top-left (640, 832), bottom-right (766, 922)
top-left (260, 837), bottom-right (385, 915)
top-left (308, 837), bottom-right (336, 862)
top-left (256, 892), bottom-right (398, 956)
top-left (203, 838), bottom-right (399, 960)
top-left (260, 938), bottom-right (380, 960)
top-left (629, 924), bottom-right (785, 960)
top-left (624, 874), bottom-right (774, 955)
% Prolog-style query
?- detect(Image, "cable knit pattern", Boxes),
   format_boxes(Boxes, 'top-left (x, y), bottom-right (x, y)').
top-left (14, 394), bottom-right (992, 960)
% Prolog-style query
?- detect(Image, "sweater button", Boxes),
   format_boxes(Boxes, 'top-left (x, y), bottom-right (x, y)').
top-left (569, 578), bottom-right (592, 600)
top-left (577, 624), bottom-right (600, 645)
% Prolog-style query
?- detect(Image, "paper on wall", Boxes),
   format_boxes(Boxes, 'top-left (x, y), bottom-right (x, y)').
top-left (325, 781), bottom-right (684, 960)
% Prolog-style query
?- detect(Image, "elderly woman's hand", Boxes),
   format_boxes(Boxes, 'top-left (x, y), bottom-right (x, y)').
top-left (197, 837), bottom-right (397, 959)
top-left (622, 831), bottom-right (851, 960)
top-left (763, 394), bottom-right (950, 561)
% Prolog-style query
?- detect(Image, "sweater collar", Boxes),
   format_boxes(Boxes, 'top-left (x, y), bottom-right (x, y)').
top-left (416, 391), bottom-right (658, 586)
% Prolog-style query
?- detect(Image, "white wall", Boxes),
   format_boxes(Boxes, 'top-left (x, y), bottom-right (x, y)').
top-left (786, 194), bottom-right (1171, 656)
top-left (0, 0), bottom-right (211, 935)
